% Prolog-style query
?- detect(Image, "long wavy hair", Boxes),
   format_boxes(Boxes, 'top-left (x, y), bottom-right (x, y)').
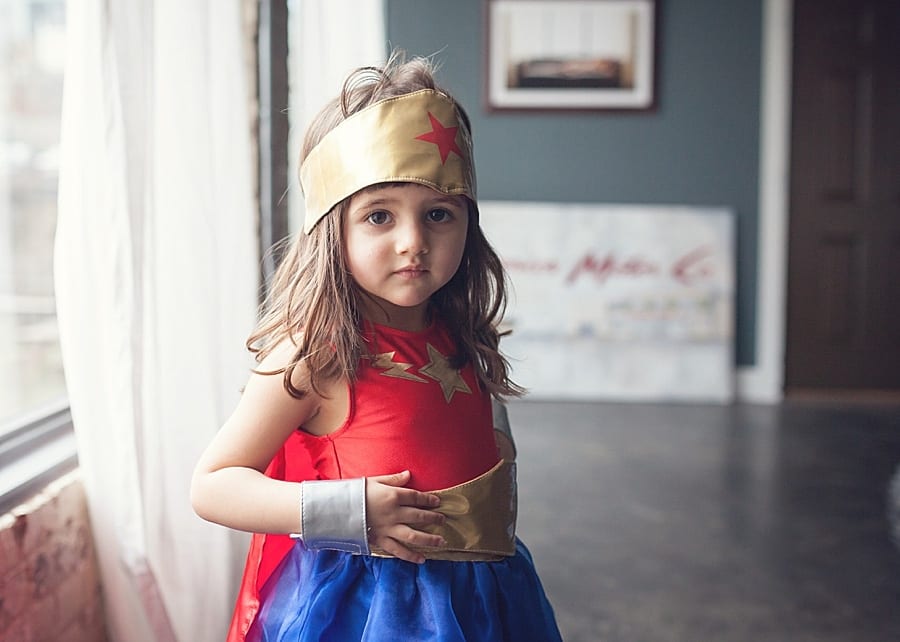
top-left (247, 52), bottom-right (522, 399)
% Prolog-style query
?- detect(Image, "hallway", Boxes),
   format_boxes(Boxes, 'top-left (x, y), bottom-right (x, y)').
top-left (512, 400), bottom-right (900, 642)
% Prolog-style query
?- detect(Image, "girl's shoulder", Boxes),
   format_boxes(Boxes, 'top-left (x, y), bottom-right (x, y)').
top-left (255, 336), bottom-right (310, 390)
top-left (243, 339), bottom-right (321, 416)
top-left (204, 339), bottom-right (327, 475)
top-left (253, 337), bottom-right (349, 436)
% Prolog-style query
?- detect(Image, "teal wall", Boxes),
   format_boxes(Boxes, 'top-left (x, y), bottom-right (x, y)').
top-left (386, 0), bottom-right (762, 366)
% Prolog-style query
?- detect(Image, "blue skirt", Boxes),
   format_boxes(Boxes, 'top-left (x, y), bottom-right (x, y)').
top-left (249, 539), bottom-right (562, 642)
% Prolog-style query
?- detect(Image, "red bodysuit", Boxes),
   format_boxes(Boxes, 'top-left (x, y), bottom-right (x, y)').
top-left (227, 320), bottom-right (501, 641)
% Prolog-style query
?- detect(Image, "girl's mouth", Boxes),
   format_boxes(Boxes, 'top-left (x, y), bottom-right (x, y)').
top-left (395, 266), bottom-right (428, 277)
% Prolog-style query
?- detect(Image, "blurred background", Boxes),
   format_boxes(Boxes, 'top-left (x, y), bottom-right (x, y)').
top-left (1, 1), bottom-right (898, 640)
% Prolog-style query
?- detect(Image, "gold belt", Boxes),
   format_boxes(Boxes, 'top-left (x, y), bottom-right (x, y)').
top-left (369, 459), bottom-right (517, 561)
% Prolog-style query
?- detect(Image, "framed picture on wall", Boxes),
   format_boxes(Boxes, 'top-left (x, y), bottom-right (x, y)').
top-left (485, 0), bottom-right (658, 111)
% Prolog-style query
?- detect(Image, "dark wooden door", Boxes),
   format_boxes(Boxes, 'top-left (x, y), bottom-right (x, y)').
top-left (786, 0), bottom-right (900, 390)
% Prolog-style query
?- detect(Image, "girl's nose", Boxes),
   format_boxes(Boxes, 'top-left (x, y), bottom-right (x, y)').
top-left (396, 221), bottom-right (428, 255)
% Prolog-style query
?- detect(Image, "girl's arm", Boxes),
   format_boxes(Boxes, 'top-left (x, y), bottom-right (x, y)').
top-left (190, 346), bottom-right (318, 534)
top-left (190, 344), bottom-right (446, 563)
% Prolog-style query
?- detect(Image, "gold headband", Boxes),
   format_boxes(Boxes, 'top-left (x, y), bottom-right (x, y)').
top-left (299, 89), bottom-right (476, 233)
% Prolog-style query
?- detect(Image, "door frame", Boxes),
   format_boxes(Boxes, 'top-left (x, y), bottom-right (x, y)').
top-left (737, 0), bottom-right (792, 403)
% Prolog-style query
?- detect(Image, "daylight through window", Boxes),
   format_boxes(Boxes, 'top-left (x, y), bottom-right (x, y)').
top-left (0, 0), bottom-right (67, 431)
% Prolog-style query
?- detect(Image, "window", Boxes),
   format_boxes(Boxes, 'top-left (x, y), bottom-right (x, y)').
top-left (0, 0), bottom-right (74, 512)
top-left (0, 0), bottom-right (67, 430)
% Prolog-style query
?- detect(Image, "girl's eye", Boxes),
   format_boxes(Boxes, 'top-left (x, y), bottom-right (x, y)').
top-left (427, 208), bottom-right (451, 223)
top-left (366, 211), bottom-right (390, 225)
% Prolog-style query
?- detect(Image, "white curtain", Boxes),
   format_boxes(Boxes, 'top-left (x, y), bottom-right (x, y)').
top-left (287, 0), bottom-right (386, 231)
top-left (55, 1), bottom-right (258, 640)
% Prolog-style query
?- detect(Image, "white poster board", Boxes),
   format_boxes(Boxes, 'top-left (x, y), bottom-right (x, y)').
top-left (480, 202), bottom-right (735, 402)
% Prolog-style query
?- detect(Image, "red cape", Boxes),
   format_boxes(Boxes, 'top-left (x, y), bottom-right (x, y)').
top-left (226, 432), bottom-right (318, 642)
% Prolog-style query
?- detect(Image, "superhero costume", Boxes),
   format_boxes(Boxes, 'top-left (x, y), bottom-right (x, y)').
top-left (227, 321), bottom-right (561, 641)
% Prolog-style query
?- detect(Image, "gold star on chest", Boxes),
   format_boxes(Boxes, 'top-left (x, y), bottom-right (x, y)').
top-left (419, 343), bottom-right (472, 403)
top-left (370, 351), bottom-right (427, 382)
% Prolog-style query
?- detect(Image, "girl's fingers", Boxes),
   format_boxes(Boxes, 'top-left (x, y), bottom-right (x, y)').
top-left (365, 476), bottom-right (444, 552)
top-left (371, 527), bottom-right (446, 563)
top-left (366, 472), bottom-right (440, 508)
top-left (369, 470), bottom-right (411, 487)
top-left (399, 506), bottom-right (445, 527)
top-left (371, 521), bottom-right (446, 547)
top-left (377, 539), bottom-right (426, 564)
top-left (396, 488), bottom-right (441, 508)
top-left (393, 525), bottom-right (445, 549)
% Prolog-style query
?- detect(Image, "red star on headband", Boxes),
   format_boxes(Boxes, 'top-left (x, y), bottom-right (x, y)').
top-left (415, 112), bottom-right (463, 164)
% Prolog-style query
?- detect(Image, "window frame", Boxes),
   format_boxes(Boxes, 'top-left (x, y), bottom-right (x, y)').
top-left (1, 0), bottom-right (289, 513)
top-left (257, 0), bottom-right (290, 289)
top-left (0, 400), bottom-right (77, 514)
top-left (0, 0), bottom-right (75, 514)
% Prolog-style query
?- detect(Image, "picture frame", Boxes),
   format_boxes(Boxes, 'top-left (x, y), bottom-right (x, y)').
top-left (485, 0), bottom-right (658, 112)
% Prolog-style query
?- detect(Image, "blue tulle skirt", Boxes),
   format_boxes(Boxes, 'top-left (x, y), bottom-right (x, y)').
top-left (249, 539), bottom-right (562, 642)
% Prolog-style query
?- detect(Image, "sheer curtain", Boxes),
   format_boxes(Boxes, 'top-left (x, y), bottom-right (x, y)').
top-left (55, 1), bottom-right (257, 640)
top-left (287, 0), bottom-right (386, 231)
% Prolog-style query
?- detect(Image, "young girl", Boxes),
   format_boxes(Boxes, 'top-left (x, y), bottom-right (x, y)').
top-left (191, 54), bottom-right (562, 642)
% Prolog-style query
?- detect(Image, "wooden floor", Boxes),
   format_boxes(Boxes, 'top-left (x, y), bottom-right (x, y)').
top-left (511, 399), bottom-right (900, 642)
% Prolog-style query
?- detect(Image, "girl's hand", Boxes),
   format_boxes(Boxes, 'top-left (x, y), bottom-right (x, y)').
top-left (366, 470), bottom-right (446, 564)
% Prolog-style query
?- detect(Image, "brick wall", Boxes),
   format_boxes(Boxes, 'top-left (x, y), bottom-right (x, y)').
top-left (0, 470), bottom-right (107, 641)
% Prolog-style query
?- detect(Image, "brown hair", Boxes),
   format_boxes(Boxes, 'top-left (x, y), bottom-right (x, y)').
top-left (247, 52), bottom-right (522, 399)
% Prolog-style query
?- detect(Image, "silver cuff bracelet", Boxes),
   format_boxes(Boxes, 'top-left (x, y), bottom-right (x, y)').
top-left (492, 398), bottom-right (516, 457)
top-left (293, 477), bottom-right (370, 555)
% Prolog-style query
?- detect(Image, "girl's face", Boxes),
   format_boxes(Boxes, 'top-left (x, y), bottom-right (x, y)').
top-left (343, 182), bottom-right (469, 331)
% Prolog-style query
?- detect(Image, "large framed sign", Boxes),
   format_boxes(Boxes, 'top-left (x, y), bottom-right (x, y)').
top-left (480, 202), bottom-right (735, 402)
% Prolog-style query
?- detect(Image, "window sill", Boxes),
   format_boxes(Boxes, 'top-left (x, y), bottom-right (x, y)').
top-left (0, 399), bottom-right (78, 514)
